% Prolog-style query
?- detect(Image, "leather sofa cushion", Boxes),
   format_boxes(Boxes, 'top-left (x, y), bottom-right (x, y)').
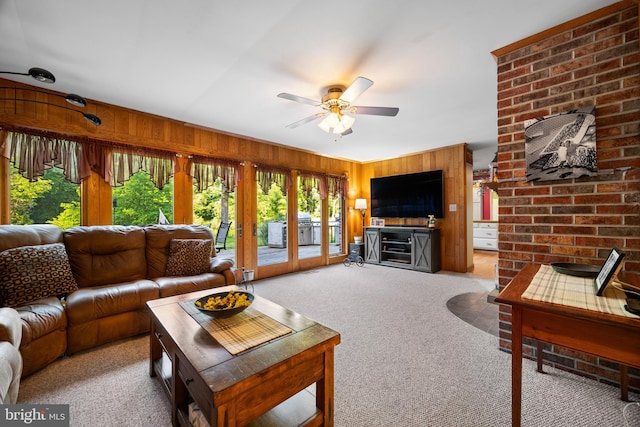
top-left (15, 297), bottom-right (67, 346)
top-left (65, 279), bottom-right (159, 325)
top-left (145, 225), bottom-right (214, 278)
top-left (0, 224), bottom-right (63, 253)
top-left (19, 329), bottom-right (66, 377)
top-left (155, 273), bottom-right (227, 298)
top-left (64, 226), bottom-right (147, 288)
top-left (211, 257), bottom-right (234, 273)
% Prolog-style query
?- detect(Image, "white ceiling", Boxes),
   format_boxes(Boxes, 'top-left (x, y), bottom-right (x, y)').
top-left (0, 0), bottom-right (616, 170)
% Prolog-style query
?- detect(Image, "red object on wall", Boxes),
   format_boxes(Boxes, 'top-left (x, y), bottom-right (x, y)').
top-left (482, 189), bottom-right (491, 220)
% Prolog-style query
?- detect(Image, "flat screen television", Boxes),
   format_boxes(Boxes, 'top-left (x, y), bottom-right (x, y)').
top-left (370, 170), bottom-right (444, 219)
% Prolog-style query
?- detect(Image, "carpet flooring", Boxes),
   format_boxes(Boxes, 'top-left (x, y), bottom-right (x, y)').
top-left (18, 263), bottom-right (639, 426)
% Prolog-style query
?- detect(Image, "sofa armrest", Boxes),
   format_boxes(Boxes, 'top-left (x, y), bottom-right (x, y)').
top-left (0, 342), bottom-right (22, 404)
top-left (0, 307), bottom-right (22, 348)
top-left (210, 257), bottom-right (234, 273)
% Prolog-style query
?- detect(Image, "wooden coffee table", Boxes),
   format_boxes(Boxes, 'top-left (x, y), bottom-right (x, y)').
top-left (147, 286), bottom-right (340, 427)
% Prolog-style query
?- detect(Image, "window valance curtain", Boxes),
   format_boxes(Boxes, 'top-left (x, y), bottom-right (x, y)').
top-left (327, 174), bottom-right (348, 200)
top-left (0, 129), bottom-right (176, 189)
top-left (189, 155), bottom-right (239, 192)
top-left (255, 164), bottom-right (291, 195)
top-left (0, 130), bottom-right (90, 184)
top-left (1, 128), bottom-right (347, 196)
top-left (298, 171), bottom-right (348, 200)
top-left (80, 140), bottom-right (175, 189)
top-left (109, 151), bottom-right (174, 189)
top-left (298, 171), bottom-right (323, 199)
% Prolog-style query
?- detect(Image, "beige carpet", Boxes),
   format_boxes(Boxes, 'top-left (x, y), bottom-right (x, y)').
top-left (18, 264), bottom-right (639, 426)
top-left (19, 335), bottom-right (171, 426)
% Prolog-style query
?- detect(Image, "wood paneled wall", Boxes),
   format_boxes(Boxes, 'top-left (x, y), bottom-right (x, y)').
top-left (360, 144), bottom-right (473, 273)
top-left (0, 78), bottom-right (471, 273)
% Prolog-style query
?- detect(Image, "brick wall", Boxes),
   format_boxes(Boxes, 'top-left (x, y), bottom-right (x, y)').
top-left (494, 3), bottom-right (639, 391)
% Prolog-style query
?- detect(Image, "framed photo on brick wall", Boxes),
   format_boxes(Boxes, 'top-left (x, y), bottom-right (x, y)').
top-left (524, 106), bottom-right (597, 182)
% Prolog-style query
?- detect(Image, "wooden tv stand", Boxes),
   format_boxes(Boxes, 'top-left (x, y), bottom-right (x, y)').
top-left (364, 226), bottom-right (441, 273)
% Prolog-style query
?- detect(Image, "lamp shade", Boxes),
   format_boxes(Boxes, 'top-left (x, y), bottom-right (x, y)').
top-left (355, 198), bottom-right (367, 210)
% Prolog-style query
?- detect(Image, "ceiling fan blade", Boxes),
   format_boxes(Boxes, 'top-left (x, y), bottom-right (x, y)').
top-left (286, 112), bottom-right (327, 128)
top-left (277, 92), bottom-right (321, 107)
top-left (350, 106), bottom-right (399, 117)
top-left (339, 76), bottom-right (373, 103)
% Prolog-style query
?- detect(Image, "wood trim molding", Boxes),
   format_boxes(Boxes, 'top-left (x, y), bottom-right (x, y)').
top-left (0, 157), bottom-right (9, 224)
top-left (491, 0), bottom-right (637, 59)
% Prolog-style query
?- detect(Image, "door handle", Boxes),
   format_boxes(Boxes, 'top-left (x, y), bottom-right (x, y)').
top-left (237, 223), bottom-right (243, 238)
top-left (253, 223), bottom-right (257, 237)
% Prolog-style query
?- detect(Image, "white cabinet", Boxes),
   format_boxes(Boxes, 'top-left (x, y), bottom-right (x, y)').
top-left (473, 221), bottom-right (498, 251)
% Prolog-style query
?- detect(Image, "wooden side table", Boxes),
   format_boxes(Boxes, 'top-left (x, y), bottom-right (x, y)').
top-left (496, 263), bottom-right (640, 426)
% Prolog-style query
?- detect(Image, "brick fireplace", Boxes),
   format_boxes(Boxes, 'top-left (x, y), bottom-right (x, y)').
top-left (493, 2), bottom-right (639, 391)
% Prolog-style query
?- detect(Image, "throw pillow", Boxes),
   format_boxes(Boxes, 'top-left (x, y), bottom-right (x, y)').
top-left (165, 239), bottom-right (212, 276)
top-left (0, 243), bottom-right (79, 307)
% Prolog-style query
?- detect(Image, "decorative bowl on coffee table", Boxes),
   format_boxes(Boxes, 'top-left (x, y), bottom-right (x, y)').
top-left (195, 291), bottom-right (254, 318)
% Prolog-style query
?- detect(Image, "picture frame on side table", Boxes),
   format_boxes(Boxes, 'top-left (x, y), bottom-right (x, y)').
top-left (595, 247), bottom-right (625, 296)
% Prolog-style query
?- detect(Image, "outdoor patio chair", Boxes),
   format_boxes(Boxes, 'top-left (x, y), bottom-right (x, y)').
top-left (215, 222), bottom-right (232, 253)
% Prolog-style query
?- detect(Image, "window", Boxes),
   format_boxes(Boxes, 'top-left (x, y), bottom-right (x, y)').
top-left (10, 166), bottom-right (80, 227)
top-left (3, 131), bottom-right (83, 228)
top-left (297, 176), bottom-right (321, 260)
top-left (256, 166), bottom-right (290, 266)
top-left (112, 171), bottom-right (173, 226)
top-left (193, 176), bottom-right (236, 263)
top-left (327, 177), bottom-right (345, 257)
top-left (190, 155), bottom-right (239, 262)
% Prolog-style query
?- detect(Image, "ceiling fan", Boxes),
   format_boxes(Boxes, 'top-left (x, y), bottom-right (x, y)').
top-left (277, 76), bottom-right (399, 136)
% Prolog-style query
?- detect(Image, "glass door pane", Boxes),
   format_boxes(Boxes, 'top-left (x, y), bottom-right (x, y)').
top-left (328, 189), bottom-right (344, 257)
top-left (257, 182), bottom-right (288, 266)
top-left (298, 179), bottom-right (321, 260)
top-left (193, 176), bottom-right (236, 265)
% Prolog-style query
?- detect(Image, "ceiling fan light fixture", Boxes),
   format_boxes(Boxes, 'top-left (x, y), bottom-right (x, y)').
top-left (340, 114), bottom-right (355, 129)
top-left (318, 111), bottom-right (356, 134)
top-left (318, 119), bottom-right (331, 133)
top-left (325, 112), bottom-right (340, 128)
top-left (333, 114), bottom-right (355, 134)
top-left (280, 76), bottom-right (396, 136)
top-left (319, 112), bottom-right (340, 133)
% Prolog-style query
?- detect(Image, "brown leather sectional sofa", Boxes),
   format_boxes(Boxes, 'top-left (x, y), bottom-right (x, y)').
top-left (0, 223), bottom-right (236, 376)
